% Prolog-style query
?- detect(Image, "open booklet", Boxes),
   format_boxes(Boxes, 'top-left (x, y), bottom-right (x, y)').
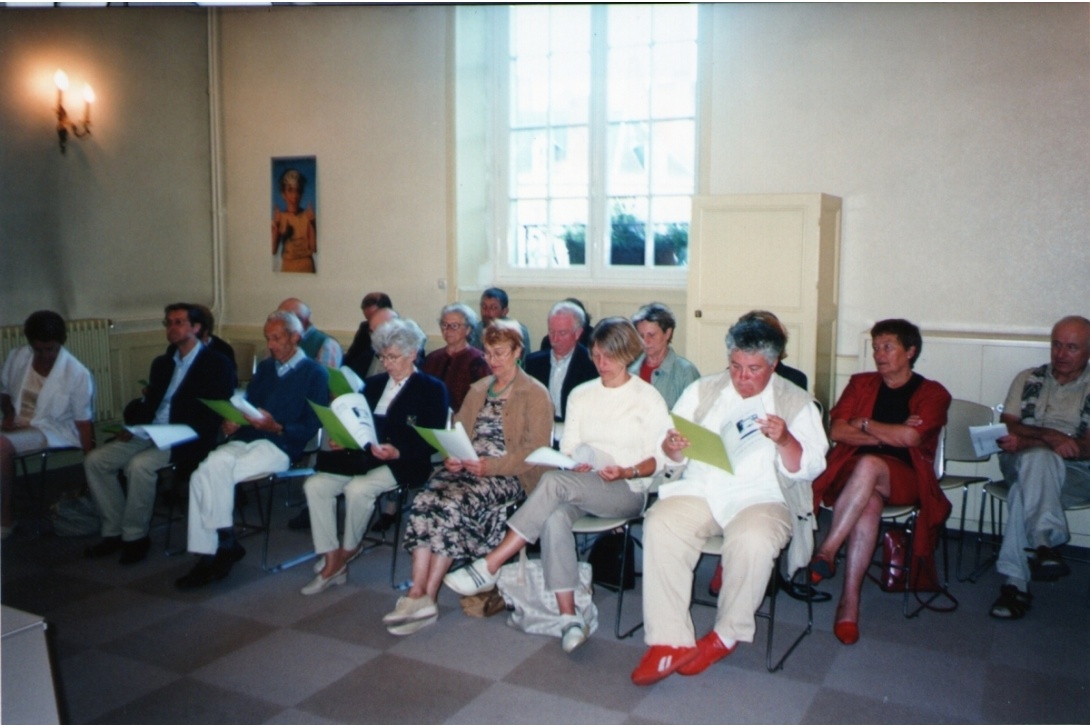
top-left (308, 393), bottom-right (377, 450)
top-left (125, 424), bottom-right (198, 450)
top-left (412, 422), bottom-right (479, 461)
top-left (670, 397), bottom-right (768, 475)
top-left (524, 444), bottom-right (615, 470)
top-left (200, 396), bottom-right (256, 426)
top-left (969, 423), bottom-right (1008, 457)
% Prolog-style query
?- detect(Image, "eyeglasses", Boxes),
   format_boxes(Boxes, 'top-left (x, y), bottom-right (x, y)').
top-left (483, 347), bottom-right (514, 361)
top-left (440, 322), bottom-right (465, 331)
top-left (375, 352), bottom-right (407, 363)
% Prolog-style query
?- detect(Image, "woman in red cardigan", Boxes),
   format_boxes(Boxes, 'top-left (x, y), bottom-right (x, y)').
top-left (810, 319), bottom-right (951, 645)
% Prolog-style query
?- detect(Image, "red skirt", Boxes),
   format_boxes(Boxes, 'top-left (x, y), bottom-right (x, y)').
top-left (820, 453), bottom-right (919, 507)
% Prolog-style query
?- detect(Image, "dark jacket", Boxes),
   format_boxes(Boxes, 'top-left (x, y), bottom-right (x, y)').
top-left (234, 356), bottom-right (329, 462)
top-left (126, 345), bottom-right (235, 472)
top-left (524, 343), bottom-right (598, 421)
top-left (363, 371), bottom-right (450, 486)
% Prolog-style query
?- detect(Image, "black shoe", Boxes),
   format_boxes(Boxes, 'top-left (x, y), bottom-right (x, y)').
top-left (777, 571), bottom-right (832, 603)
top-left (85, 536), bottom-right (123, 559)
top-left (1030, 545), bottom-right (1070, 581)
top-left (118, 536), bottom-right (151, 565)
top-left (371, 512), bottom-right (397, 533)
top-left (288, 507), bottom-right (311, 531)
top-left (174, 544), bottom-right (245, 590)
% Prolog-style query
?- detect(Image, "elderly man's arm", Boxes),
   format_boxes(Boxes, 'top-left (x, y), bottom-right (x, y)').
top-left (999, 412), bottom-right (1083, 459)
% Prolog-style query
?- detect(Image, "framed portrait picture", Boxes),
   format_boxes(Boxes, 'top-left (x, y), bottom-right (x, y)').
top-left (271, 156), bottom-right (318, 273)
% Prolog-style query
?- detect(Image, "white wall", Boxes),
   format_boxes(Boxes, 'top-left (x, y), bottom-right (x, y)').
top-left (217, 6), bottom-right (452, 335)
top-left (0, 8), bottom-right (215, 326)
top-left (704, 3), bottom-right (1090, 350)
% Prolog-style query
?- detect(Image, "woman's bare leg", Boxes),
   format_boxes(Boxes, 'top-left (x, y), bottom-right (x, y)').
top-left (481, 529), bottom-right (528, 575)
top-left (837, 492), bottom-right (885, 624)
top-left (814, 455), bottom-right (892, 564)
top-left (555, 588), bottom-right (576, 617)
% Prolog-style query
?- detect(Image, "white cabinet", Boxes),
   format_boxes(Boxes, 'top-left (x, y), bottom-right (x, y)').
top-left (686, 194), bottom-right (842, 409)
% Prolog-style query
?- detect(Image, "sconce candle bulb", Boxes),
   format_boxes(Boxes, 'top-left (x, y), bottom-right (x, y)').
top-left (53, 68), bottom-right (92, 154)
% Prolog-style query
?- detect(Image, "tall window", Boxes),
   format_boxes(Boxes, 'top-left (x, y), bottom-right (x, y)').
top-left (501, 4), bottom-right (698, 284)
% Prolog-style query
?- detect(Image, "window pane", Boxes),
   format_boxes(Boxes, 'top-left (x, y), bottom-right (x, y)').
top-left (608, 5), bottom-right (651, 48)
top-left (553, 198), bottom-right (588, 267)
top-left (511, 129), bottom-right (549, 198)
top-left (551, 4), bottom-right (591, 53)
top-left (511, 199), bottom-right (547, 267)
top-left (651, 42), bottom-right (696, 119)
top-left (607, 45), bottom-right (650, 122)
top-left (511, 55), bottom-right (549, 128)
top-left (550, 52), bottom-right (590, 126)
top-left (511, 6), bottom-right (549, 57)
top-left (651, 195), bottom-right (691, 267)
top-left (606, 122), bottom-right (649, 197)
top-left (609, 197), bottom-right (649, 266)
top-left (651, 4), bottom-right (697, 43)
top-left (650, 120), bottom-right (695, 195)
top-left (550, 125), bottom-right (589, 198)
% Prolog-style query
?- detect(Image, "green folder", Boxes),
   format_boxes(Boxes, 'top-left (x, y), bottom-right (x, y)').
top-left (327, 367), bottom-right (354, 398)
top-left (308, 400), bottom-right (362, 449)
top-left (199, 398), bottom-right (250, 426)
top-left (670, 414), bottom-right (733, 474)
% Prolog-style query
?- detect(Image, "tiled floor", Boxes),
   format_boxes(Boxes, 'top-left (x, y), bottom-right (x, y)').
top-left (3, 477), bottom-right (1089, 724)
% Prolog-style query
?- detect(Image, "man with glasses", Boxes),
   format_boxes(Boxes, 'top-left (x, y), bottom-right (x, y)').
top-left (525, 301), bottom-right (598, 439)
top-left (84, 303), bottom-right (235, 565)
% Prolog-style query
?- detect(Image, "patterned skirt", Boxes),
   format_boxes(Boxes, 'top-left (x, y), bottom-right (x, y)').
top-left (401, 469), bottom-right (524, 559)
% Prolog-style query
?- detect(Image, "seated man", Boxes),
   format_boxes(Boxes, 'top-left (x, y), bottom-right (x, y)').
top-left (174, 310), bottom-right (328, 589)
top-left (990, 314), bottom-right (1090, 619)
top-left (524, 300), bottom-right (597, 431)
top-left (84, 303), bottom-right (234, 564)
top-left (631, 317), bottom-right (828, 686)
top-left (472, 287), bottom-right (531, 356)
top-left (343, 291), bottom-right (392, 379)
top-left (278, 297), bottom-right (343, 368)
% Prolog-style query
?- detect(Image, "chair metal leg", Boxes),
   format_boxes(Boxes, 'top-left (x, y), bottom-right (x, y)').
top-left (967, 490), bottom-right (1003, 583)
top-left (260, 471), bottom-right (318, 573)
top-left (762, 562), bottom-right (813, 673)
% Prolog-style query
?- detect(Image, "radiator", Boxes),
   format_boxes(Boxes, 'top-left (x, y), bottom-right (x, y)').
top-left (0, 318), bottom-right (116, 423)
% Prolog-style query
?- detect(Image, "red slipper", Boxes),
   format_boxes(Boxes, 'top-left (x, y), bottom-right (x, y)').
top-left (631, 645), bottom-right (699, 686)
top-left (677, 631), bottom-right (736, 676)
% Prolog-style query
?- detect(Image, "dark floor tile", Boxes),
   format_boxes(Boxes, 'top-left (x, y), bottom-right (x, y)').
top-left (92, 676), bottom-right (283, 724)
top-left (801, 686), bottom-right (979, 724)
top-left (102, 606), bottom-right (276, 673)
top-left (297, 653), bottom-right (492, 724)
top-left (980, 662), bottom-right (1090, 723)
top-left (1, 569), bottom-right (112, 617)
top-left (56, 648), bottom-right (180, 723)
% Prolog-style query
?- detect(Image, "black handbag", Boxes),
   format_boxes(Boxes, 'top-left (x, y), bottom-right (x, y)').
top-left (314, 446), bottom-right (380, 476)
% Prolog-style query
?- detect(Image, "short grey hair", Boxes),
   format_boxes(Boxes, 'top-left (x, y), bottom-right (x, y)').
top-left (373, 317), bottom-right (426, 357)
top-left (724, 318), bottom-right (785, 367)
top-left (631, 302), bottom-right (676, 334)
top-left (439, 302), bottom-right (478, 331)
top-left (549, 300), bottom-right (586, 329)
top-left (266, 310), bottom-right (303, 337)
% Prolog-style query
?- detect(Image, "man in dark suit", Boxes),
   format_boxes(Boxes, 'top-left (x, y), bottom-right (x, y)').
top-left (84, 303), bottom-right (235, 564)
top-left (524, 301), bottom-right (598, 430)
top-left (343, 291), bottom-right (393, 379)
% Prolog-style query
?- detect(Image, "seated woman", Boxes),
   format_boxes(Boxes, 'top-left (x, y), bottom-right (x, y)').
top-left (630, 302), bottom-right (700, 409)
top-left (1, 311), bottom-right (95, 537)
top-left (810, 318), bottom-right (950, 645)
top-left (384, 321), bottom-right (553, 635)
top-left (422, 302), bottom-right (491, 413)
top-left (445, 317), bottom-right (673, 653)
top-left (300, 318), bottom-right (449, 595)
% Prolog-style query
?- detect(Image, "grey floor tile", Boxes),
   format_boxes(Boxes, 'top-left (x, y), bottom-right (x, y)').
top-left (1, 569), bottom-right (112, 618)
top-left (502, 629), bottom-right (649, 713)
top-left (56, 647), bottom-right (181, 723)
top-left (200, 561), bottom-right (360, 627)
top-left (263, 707), bottom-right (339, 724)
top-left (102, 606), bottom-right (276, 673)
top-left (296, 653), bottom-right (493, 723)
top-left (291, 587), bottom-right (425, 650)
top-left (91, 676), bottom-right (283, 724)
top-left (632, 662), bottom-right (821, 724)
top-left (190, 627), bottom-right (378, 707)
top-left (821, 636), bottom-right (987, 722)
top-left (447, 682), bottom-right (628, 724)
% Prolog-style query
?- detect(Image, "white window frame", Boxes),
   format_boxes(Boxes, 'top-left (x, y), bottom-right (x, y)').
top-left (489, 4), bottom-right (700, 290)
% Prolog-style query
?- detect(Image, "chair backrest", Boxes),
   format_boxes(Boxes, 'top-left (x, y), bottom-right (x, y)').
top-left (944, 399), bottom-right (995, 464)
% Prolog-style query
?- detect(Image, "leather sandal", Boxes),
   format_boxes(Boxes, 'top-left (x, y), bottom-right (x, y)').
top-left (989, 584), bottom-right (1032, 620)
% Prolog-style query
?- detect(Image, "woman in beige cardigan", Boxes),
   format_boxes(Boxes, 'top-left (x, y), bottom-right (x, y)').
top-left (383, 320), bottom-right (553, 635)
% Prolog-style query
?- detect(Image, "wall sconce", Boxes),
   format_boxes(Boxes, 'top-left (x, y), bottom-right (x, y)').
top-left (54, 69), bottom-right (94, 154)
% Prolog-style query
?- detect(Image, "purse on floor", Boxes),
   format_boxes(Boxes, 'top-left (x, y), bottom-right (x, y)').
top-left (496, 548), bottom-right (599, 638)
top-left (879, 524), bottom-right (940, 593)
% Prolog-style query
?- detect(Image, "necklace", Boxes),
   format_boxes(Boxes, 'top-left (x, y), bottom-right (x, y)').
top-left (488, 375), bottom-right (516, 398)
